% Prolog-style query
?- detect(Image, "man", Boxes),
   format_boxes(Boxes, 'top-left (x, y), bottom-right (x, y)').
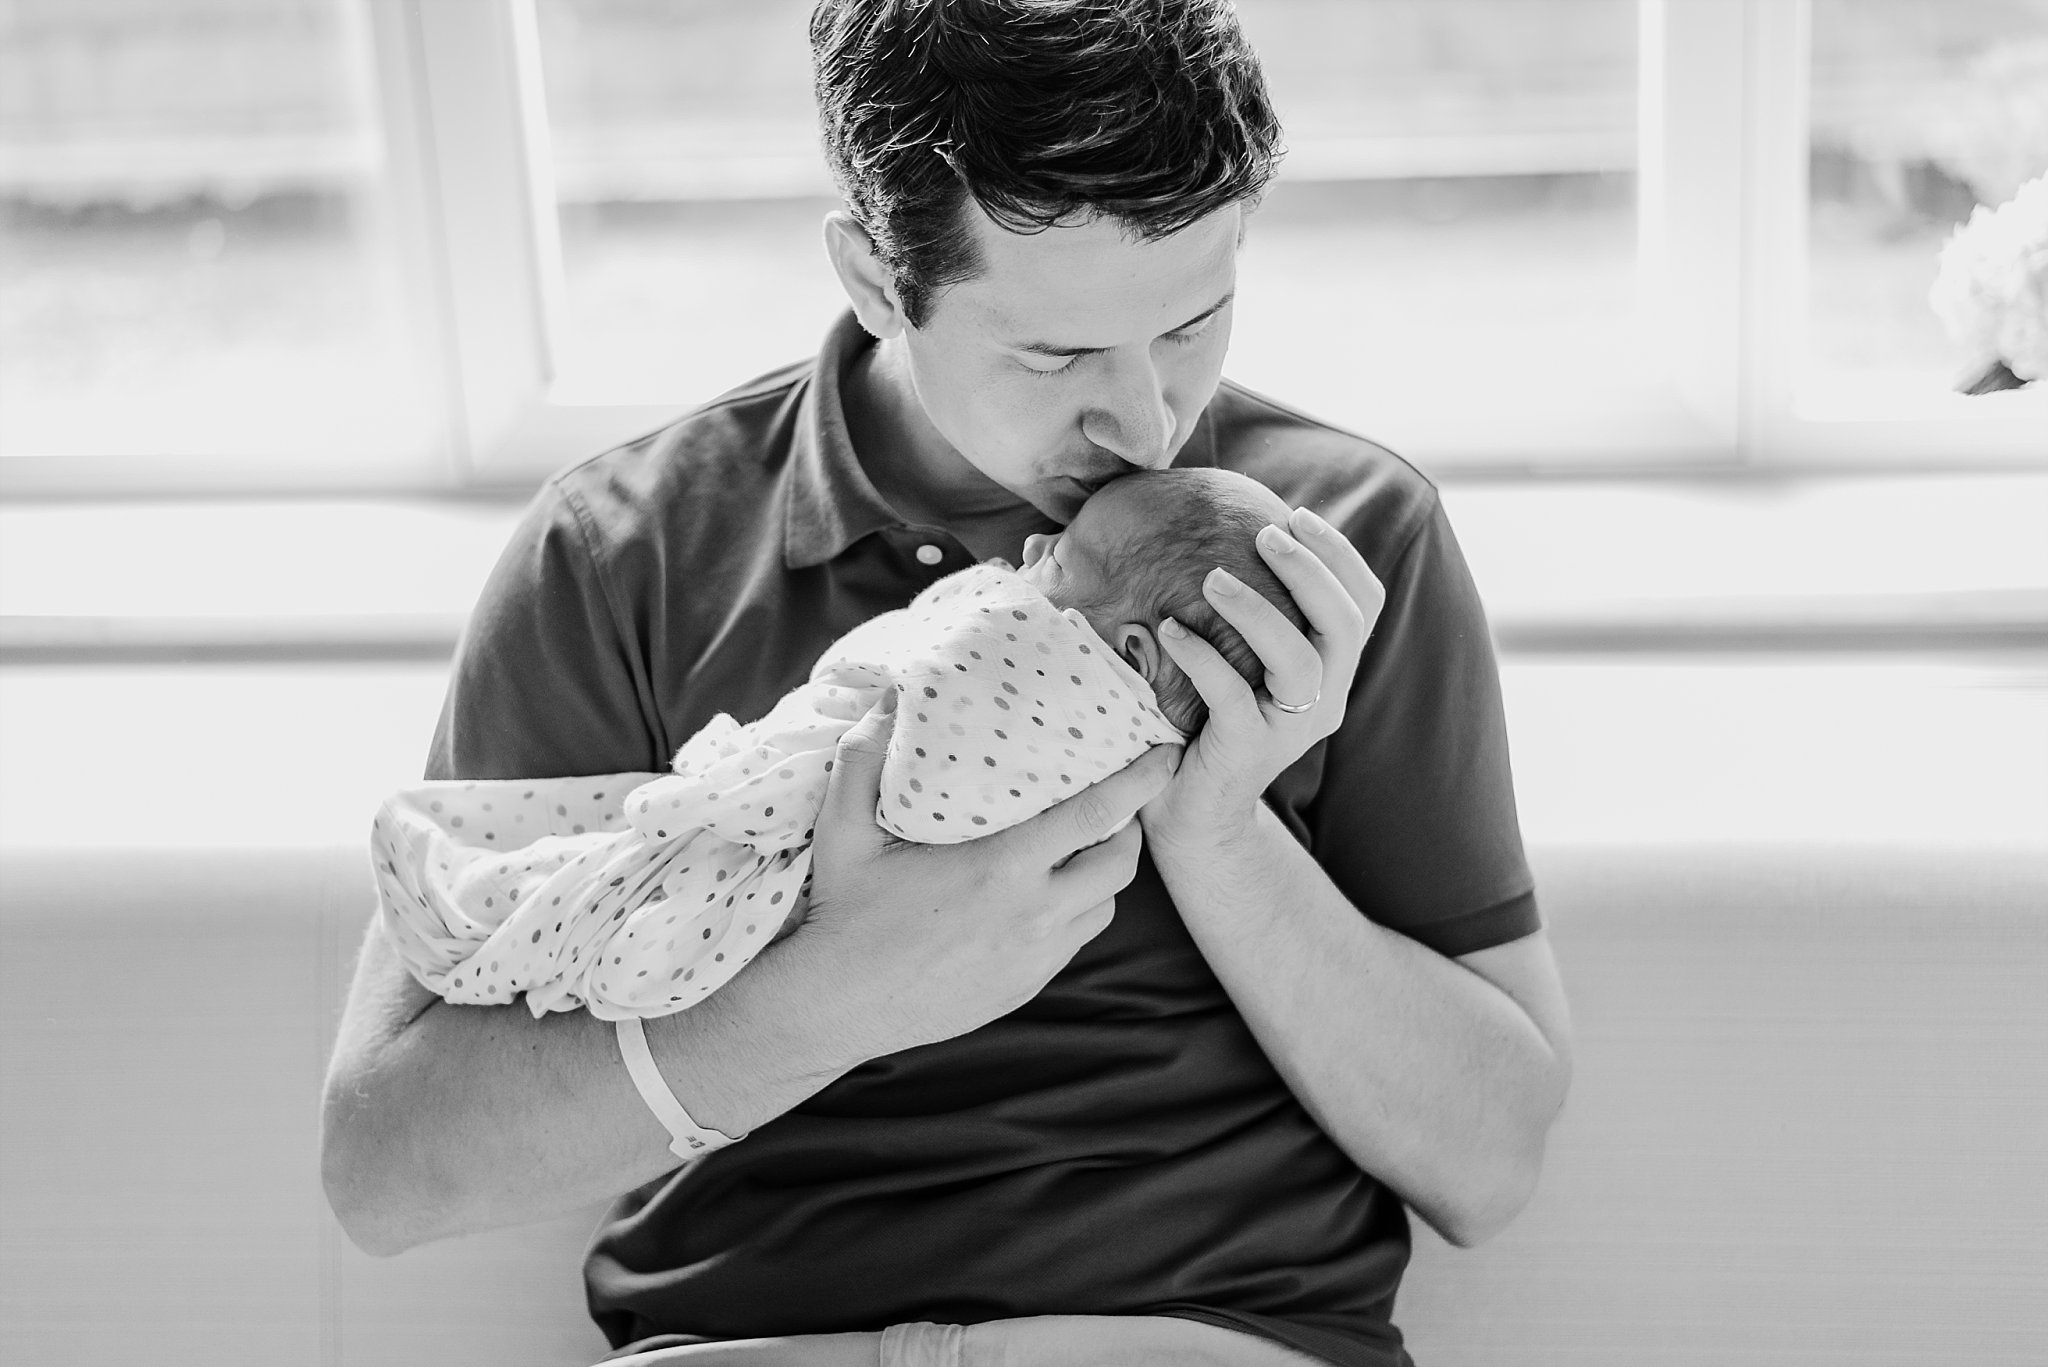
top-left (322, 2), bottom-right (1572, 1363)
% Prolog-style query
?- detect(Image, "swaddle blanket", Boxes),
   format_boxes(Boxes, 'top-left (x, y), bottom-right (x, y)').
top-left (373, 564), bottom-right (1181, 1020)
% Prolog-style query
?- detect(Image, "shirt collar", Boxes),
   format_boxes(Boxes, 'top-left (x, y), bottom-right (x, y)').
top-left (783, 311), bottom-right (905, 570)
top-left (782, 310), bottom-right (1221, 570)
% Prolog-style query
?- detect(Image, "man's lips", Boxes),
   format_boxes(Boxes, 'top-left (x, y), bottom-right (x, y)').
top-left (1040, 466), bottom-right (1131, 519)
top-left (1048, 476), bottom-right (1108, 514)
top-left (1064, 467), bottom-right (1132, 499)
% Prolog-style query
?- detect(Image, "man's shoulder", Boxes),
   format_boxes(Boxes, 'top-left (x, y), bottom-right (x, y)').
top-left (1205, 379), bottom-right (1441, 556)
top-left (537, 356), bottom-right (816, 549)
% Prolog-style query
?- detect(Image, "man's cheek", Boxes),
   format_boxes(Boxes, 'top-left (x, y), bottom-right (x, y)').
top-left (987, 394), bottom-right (1060, 462)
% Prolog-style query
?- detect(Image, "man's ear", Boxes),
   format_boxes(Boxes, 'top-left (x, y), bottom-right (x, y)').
top-left (823, 210), bottom-right (907, 340)
top-left (1115, 623), bottom-right (1166, 684)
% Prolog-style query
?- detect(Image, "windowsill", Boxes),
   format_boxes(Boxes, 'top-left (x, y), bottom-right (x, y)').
top-left (1446, 471), bottom-right (2048, 653)
top-left (1, 471), bottom-right (2044, 662)
top-left (4, 471), bottom-right (2042, 856)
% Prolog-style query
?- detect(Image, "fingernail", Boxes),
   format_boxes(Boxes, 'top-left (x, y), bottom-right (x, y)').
top-left (877, 688), bottom-right (899, 714)
top-left (1291, 506), bottom-right (1332, 536)
top-left (1159, 616), bottom-right (1186, 638)
top-left (1257, 524), bottom-right (1295, 555)
top-left (1206, 567), bottom-right (1243, 596)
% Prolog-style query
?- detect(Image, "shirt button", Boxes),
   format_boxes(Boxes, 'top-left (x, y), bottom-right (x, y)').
top-left (915, 544), bottom-right (944, 566)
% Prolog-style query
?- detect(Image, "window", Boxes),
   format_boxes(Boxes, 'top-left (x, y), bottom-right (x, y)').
top-left (529, 0), bottom-right (1648, 462)
top-left (1806, 0), bottom-right (2048, 412)
top-left (0, 0), bottom-right (445, 486)
top-left (1230, 0), bottom-right (1643, 461)
top-left (536, 0), bottom-right (844, 402)
top-left (2, 0), bottom-right (2040, 495)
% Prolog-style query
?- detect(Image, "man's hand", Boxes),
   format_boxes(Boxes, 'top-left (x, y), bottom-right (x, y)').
top-left (1133, 506), bottom-right (1571, 1247)
top-left (796, 689), bottom-right (1180, 1058)
top-left (1144, 505), bottom-right (1386, 851)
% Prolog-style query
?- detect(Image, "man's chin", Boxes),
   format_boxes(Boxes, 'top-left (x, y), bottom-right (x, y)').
top-left (1018, 480), bottom-right (1081, 525)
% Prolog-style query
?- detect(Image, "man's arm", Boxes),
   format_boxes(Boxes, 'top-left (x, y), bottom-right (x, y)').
top-left (1142, 503), bottom-right (1571, 1246)
top-left (321, 701), bottom-right (1178, 1254)
top-left (322, 897), bottom-right (866, 1254)
top-left (1146, 807), bottom-right (1571, 1247)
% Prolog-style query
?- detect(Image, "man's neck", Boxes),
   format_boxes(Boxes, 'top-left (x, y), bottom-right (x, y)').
top-left (842, 340), bottom-right (1055, 564)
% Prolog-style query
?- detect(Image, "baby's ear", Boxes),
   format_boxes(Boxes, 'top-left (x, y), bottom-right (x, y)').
top-left (1114, 623), bottom-right (1165, 683)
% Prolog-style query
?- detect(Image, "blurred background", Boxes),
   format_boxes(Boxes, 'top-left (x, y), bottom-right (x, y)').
top-left (3, 0), bottom-right (2046, 453)
top-left (1, 3), bottom-right (2044, 1365)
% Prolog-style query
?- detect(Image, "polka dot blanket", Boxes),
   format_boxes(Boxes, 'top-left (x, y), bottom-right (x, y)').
top-left (373, 563), bottom-right (1182, 1020)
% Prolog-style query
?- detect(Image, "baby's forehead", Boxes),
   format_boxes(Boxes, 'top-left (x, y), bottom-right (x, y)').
top-left (1086, 510), bottom-right (1239, 562)
top-left (1066, 484), bottom-right (1265, 610)
top-left (1076, 475), bottom-right (1268, 550)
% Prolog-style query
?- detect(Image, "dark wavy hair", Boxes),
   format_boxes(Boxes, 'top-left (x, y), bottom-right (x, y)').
top-left (811, 0), bottom-right (1284, 327)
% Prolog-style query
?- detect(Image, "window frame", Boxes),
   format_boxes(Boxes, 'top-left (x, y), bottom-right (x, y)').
top-left (1641, 0), bottom-right (2044, 472)
top-left (1, 0), bottom-right (2039, 498)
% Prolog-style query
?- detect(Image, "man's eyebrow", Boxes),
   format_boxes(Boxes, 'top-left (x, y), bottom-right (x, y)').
top-left (1013, 291), bottom-right (1236, 357)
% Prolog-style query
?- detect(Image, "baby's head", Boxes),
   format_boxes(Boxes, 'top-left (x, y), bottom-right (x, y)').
top-left (1015, 468), bottom-right (1310, 732)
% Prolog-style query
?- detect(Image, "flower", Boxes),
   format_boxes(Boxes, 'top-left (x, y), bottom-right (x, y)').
top-left (1929, 172), bottom-right (2048, 388)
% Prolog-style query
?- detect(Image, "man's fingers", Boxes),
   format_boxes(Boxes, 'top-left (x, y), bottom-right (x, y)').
top-left (1011, 743), bottom-right (1180, 868)
top-left (819, 688), bottom-right (898, 825)
top-left (1281, 507), bottom-right (1385, 638)
top-left (1247, 523), bottom-right (1363, 650)
top-left (1048, 823), bottom-right (1145, 908)
top-left (1068, 895), bottom-right (1120, 948)
top-left (1202, 566), bottom-right (1323, 693)
top-left (1157, 617), bottom-right (1259, 719)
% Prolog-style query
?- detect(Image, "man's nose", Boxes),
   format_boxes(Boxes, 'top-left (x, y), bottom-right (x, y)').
top-left (1084, 353), bottom-right (1177, 468)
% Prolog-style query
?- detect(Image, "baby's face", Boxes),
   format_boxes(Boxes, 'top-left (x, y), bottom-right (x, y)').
top-left (1013, 478), bottom-right (1147, 617)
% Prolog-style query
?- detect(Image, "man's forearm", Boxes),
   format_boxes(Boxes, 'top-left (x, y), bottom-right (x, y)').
top-left (322, 721), bottom-right (1176, 1257)
top-left (321, 917), bottom-right (867, 1255)
top-left (1146, 805), bottom-right (1572, 1246)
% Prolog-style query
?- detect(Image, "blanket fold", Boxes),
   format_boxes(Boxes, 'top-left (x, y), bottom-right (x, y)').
top-left (373, 564), bottom-right (1180, 1019)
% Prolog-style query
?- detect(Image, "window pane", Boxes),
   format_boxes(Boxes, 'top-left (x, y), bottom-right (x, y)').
top-left (1807, 0), bottom-right (2048, 411)
top-left (0, 0), bottom-right (434, 464)
top-left (1229, 0), bottom-right (1639, 447)
top-left (536, 0), bottom-right (1639, 449)
top-left (537, 0), bottom-right (843, 402)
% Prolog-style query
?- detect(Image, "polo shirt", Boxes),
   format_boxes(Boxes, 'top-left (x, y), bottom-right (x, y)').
top-left (426, 311), bottom-right (1540, 1366)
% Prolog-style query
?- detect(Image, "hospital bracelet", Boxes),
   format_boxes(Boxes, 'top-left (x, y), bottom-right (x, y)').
top-left (614, 1017), bottom-right (747, 1160)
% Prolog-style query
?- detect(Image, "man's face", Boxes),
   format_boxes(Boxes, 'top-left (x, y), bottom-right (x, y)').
top-left (895, 203), bottom-right (1241, 524)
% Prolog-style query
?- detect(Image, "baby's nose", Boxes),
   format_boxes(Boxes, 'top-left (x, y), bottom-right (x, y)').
top-left (1021, 533), bottom-right (1053, 567)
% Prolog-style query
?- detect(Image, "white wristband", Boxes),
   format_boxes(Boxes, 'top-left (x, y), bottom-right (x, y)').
top-left (614, 1016), bottom-right (745, 1160)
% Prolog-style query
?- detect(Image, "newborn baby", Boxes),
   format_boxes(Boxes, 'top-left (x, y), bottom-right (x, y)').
top-left (373, 467), bottom-right (1306, 1020)
top-left (1013, 466), bottom-right (1308, 733)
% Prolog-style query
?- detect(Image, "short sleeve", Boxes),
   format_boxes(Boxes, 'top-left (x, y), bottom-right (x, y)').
top-left (1295, 494), bottom-right (1539, 958)
top-left (426, 483), bottom-right (667, 782)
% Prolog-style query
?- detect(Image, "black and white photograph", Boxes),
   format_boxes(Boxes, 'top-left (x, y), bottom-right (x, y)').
top-left (2, 2), bottom-right (2044, 1364)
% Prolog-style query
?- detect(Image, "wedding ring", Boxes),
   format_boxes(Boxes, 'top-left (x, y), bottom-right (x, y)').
top-left (1269, 692), bottom-right (1319, 715)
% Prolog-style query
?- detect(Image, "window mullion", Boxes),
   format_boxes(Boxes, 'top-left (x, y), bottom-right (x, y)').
top-left (1637, 0), bottom-right (1748, 456)
top-left (360, 0), bottom-right (467, 486)
top-left (1736, 0), bottom-right (1812, 463)
top-left (405, 0), bottom-right (561, 479)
